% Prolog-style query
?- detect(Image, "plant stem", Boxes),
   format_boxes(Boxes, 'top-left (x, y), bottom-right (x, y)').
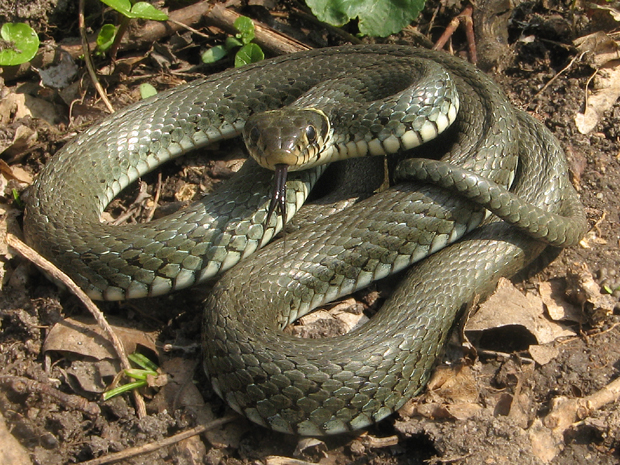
top-left (109, 14), bottom-right (130, 61)
top-left (78, 0), bottom-right (114, 113)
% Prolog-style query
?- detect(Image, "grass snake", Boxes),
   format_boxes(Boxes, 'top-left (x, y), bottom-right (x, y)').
top-left (23, 45), bottom-right (587, 435)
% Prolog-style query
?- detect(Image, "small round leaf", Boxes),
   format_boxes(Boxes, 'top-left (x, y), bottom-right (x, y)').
top-left (96, 24), bottom-right (117, 53)
top-left (139, 83), bottom-right (158, 99)
top-left (100, 0), bottom-right (132, 17)
top-left (201, 45), bottom-right (228, 64)
top-left (0, 23), bottom-right (39, 66)
top-left (130, 2), bottom-right (169, 21)
top-left (234, 43), bottom-right (264, 67)
top-left (233, 16), bottom-right (255, 44)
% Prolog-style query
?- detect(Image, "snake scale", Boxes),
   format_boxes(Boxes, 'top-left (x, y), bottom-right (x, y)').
top-left (23, 45), bottom-right (587, 435)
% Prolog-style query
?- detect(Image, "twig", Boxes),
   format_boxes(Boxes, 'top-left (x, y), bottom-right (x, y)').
top-left (6, 234), bottom-right (146, 418)
top-left (533, 51), bottom-right (586, 99)
top-left (167, 18), bottom-right (212, 40)
top-left (0, 375), bottom-right (101, 417)
top-left (78, 0), bottom-right (115, 113)
top-left (78, 415), bottom-right (237, 465)
top-left (145, 172), bottom-right (163, 223)
top-left (543, 375), bottom-right (620, 432)
top-left (206, 3), bottom-right (310, 55)
top-left (109, 15), bottom-right (130, 61)
top-left (433, 4), bottom-right (477, 64)
top-left (583, 66), bottom-right (600, 113)
top-left (111, 181), bottom-right (150, 225)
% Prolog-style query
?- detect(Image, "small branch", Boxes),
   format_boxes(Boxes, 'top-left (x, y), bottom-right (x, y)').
top-left (78, 415), bottom-right (237, 465)
top-left (145, 172), bottom-right (163, 223)
top-left (433, 4), bottom-right (477, 64)
top-left (0, 375), bottom-right (101, 417)
top-left (78, 0), bottom-right (115, 113)
top-left (166, 18), bottom-right (212, 40)
top-left (543, 375), bottom-right (620, 432)
top-left (6, 234), bottom-right (146, 418)
top-left (109, 15), bottom-right (131, 62)
top-left (534, 51), bottom-right (586, 99)
top-left (205, 3), bottom-right (310, 55)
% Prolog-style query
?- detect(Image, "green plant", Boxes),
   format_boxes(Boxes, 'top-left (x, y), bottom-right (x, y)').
top-left (305, 0), bottom-right (426, 37)
top-left (139, 82), bottom-right (157, 98)
top-left (100, 0), bottom-right (169, 20)
top-left (95, 23), bottom-right (116, 54)
top-left (12, 189), bottom-right (24, 209)
top-left (0, 22), bottom-right (39, 66)
top-left (97, 0), bottom-right (168, 58)
top-left (103, 353), bottom-right (160, 400)
top-left (201, 16), bottom-right (264, 67)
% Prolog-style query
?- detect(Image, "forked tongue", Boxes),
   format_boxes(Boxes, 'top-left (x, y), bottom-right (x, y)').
top-left (266, 164), bottom-right (289, 228)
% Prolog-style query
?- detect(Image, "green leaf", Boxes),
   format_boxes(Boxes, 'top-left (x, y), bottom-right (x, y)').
top-left (139, 83), bottom-right (158, 99)
top-left (234, 16), bottom-right (255, 44)
top-left (201, 44), bottom-right (228, 63)
top-left (124, 369), bottom-right (149, 380)
top-left (12, 189), bottom-right (24, 209)
top-left (96, 24), bottom-right (117, 52)
top-left (225, 36), bottom-right (243, 50)
top-left (100, 0), bottom-right (132, 17)
top-left (305, 0), bottom-right (425, 37)
top-left (0, 23), bottom-right (39, 66)
top-left (128, 353), bottom-right (159, 372)
top-left (100, 0), bottom-right (168, 20)
top-left (103, 380), bottom-right (146, 400)
top-left (234, 43), bottom-right (264, 67)
top-left (130, 2), bottom-right (169, 21)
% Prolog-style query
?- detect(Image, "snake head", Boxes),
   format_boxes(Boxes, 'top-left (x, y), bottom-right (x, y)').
top-left (243, 108), bottom-right (331, 171)
top-left (243, 108), bottom-right (331, 228)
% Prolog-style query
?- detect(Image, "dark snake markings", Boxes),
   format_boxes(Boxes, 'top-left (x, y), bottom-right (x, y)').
top-left (24, 45), bottom-right (587, 435)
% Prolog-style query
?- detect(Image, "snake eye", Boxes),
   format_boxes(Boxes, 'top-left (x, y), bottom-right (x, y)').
top-left (305, 125), bottom-right (317, 144)
top-left (248, 126), bottom-right (261, 146)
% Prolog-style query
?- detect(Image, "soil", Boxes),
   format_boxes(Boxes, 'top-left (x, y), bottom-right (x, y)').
top-left (1, 1), bottom-right (620, 464)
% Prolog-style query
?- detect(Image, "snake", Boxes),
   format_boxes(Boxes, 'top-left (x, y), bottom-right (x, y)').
top-left (23, 45), bottom-right (587, 435)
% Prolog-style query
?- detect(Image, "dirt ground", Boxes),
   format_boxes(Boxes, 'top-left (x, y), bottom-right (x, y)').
top-left (1, 1), bottom-right (620, 464)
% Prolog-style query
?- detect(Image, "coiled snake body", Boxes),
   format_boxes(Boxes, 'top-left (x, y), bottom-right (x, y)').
top-left (24, 45), bottom-right (587, 435)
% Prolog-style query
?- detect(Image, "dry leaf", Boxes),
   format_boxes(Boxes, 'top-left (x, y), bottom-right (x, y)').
top-left (43, 317), bottom-right (160, 394)
top-left (175, 183), bottom-right (198, 202)
top-left (575, 64), bottom-right (620, 134)
top-left (466, 278), bottom-right (576, 346)
top-left (150, 357), bottom-right (245, 449)
top-left (289, 298), bottom-right (368, 338)
top-left (171, 435), bottom-right (206, 465)
top-left (0, 91), bottom-right (62, 126)
top-left (528, 418), bottom-right (562, 463)
top-left (0, 411), bottom-right (33, 465)
top-left (43, 317), bottom-right (158, 360)
top-left (399, 365), bottom-right (482, 421)
top-left (264, 456), bottom-right (316, 465)
top-left (538, 279), bottom-right (585, 324)
top-left (528, 344), bottom-right (560, 366)
top-left (67, 359), bottom-right (118, 393)
top-left (425, 364), bottom-right (479, 404)
top-left (574, 31), bottom-right (620, 67)
top-left (0, 126), bottom-right (38, 160)
top-left (294, 437), bottom-right (327, 460)
top-left (0, 159), bottom-right (33, 184)
top-left (36, 51), bottom-right (79, 89)
top-left (566, 262), bottom-right (616, 324)
top-left (573, 32), bottom-right (620, 134)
